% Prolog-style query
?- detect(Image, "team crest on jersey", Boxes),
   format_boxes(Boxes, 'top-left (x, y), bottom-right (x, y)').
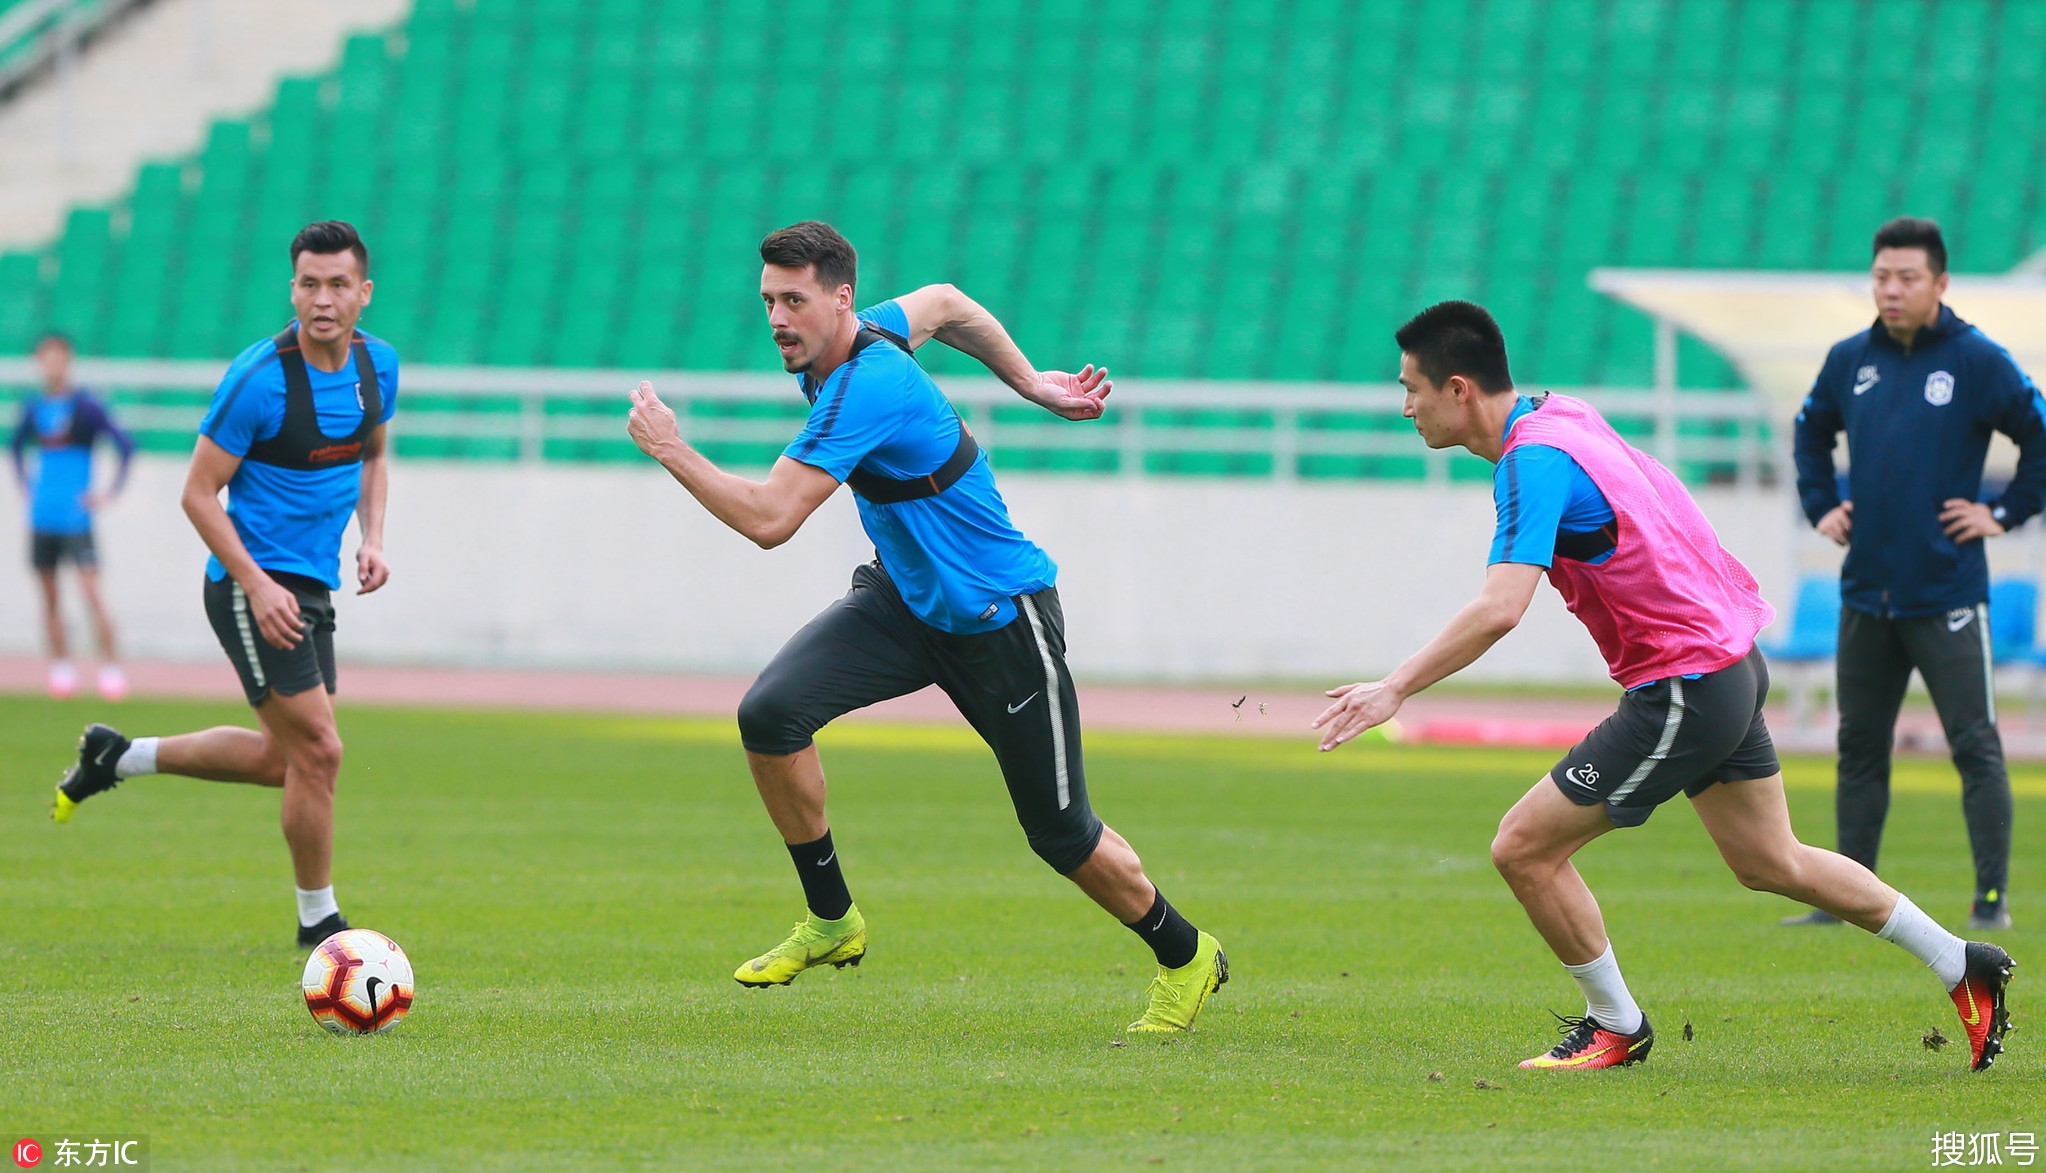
top-left (1852, 365), bottom-right (1879, 395)
top-left (1925, 370), bottom-right (1955, 406)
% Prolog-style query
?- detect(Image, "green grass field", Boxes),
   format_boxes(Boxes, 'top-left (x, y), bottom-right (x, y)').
top-left (4, 695), bottom-right (2040, 1170)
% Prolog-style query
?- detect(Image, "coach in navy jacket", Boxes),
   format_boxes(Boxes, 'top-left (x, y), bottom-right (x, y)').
top-left (1788, 216), bottom-right (2041, 930)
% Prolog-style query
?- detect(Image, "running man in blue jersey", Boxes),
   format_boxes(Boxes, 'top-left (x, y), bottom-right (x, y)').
top-left (52, 222), bottom-right (398, 948)
top-left (11, 330), bottom-right (134, 700)
top-left (625, 221), bottom-right (1227, 1032)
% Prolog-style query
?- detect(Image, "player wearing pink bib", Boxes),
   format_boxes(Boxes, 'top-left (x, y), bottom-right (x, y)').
top-left (1313, 301), bottom-right (2015, 1073)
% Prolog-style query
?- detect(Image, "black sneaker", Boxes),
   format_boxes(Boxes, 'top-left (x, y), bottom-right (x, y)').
top-left (298, 912), bottom-right (351, 949)
top-left (1779, 908), bottom-right (1842, 926)
top-left (1969, 900), bottom-right (2012, 931)
top-left (50, 724), bottom-right (129, 823)
top-left (1518, 1011), bottom-right (1655, 1070)
top-left (1951, 941), bottom-right (2015, 1072)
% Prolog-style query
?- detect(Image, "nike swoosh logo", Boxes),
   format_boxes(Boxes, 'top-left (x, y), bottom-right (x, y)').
top-left (1949, 612), bottom-right (1975, 632)
top-left (1853, 380), bottom-right (1876, 395)
top-left (1008, 693), bottom-right (1039, 714)
top-left (365, 976), bottom-right (384, 1018)
top-left (95, 742), bottom-right (120, 767)
top-left (1151, 908), bottom-right (1169, 931)
top-left (816, 851), bottom-right (835, 867)
top-left (1961, 984), bottom-right (1982, 1026)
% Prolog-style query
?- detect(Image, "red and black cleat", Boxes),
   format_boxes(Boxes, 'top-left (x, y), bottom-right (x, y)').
top-left (1951, 941), bottom-right (2015, 1072)
top-left (1519, 1012), bottom-right (1654, 1070)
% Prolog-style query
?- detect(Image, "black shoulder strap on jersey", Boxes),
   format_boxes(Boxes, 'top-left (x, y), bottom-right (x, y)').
top-left (847, 421), bottom-right (981, 505)
top-left (244, 324), bottom-right (383, 470)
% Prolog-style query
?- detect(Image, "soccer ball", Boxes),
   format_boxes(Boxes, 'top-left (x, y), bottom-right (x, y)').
top-left (302, 929), bottom-right (415, 1034)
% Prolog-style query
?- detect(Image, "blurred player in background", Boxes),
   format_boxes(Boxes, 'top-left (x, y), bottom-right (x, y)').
top-left (10, 330), bottom-right (135, 700)
top-left (1787, 216), bottom-right (2039, 931)
top-left (50, 221), bottom-right (397, 949)
top-left (1313, 301), bottom-right (2015, 1073)
top-left (625, 221), bottom-right (1228, 1033)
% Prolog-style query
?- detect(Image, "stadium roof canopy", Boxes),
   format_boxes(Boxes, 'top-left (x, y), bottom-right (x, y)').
top-left (1591, 266), bottom-right (2046, 430)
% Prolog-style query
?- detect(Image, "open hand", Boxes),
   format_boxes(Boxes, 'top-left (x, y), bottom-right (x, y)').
top-left (1940, 498), bottom-right (2004, 544)
top-left (1026, 365), bottom-right (1112, 421)
top-left (1311, 680), bottom-right (1404, 752)
top-left (627, 381), bottom-right (682, 459)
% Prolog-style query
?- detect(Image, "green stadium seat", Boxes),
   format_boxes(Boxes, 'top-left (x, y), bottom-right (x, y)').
top-left (1717, 87), bottom-right (1784, 173)
top-left (1690, 172), bottom-right (1757, 267)
top-left (8, 0), bottom-right (2043, 458)
top-left (1756, 175), bottom-right (1825, 268)
top-left (1797, 0), bottom-right (1862, 81)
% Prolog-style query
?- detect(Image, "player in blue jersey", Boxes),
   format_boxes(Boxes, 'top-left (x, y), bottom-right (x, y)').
top-left (625, 221), bottom-right (1227, 1032)
top-left (11, 330), bottom-right (135, 700)
top-left (51, 222), bottom-right (398, 948)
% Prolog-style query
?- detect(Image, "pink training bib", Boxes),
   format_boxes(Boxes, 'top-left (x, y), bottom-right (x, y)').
top-left (1503, 394), bottom-right (1774, 689)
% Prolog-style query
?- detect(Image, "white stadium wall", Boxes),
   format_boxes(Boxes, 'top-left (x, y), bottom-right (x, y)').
top-left (0, 456), bottom-right (1840, 686)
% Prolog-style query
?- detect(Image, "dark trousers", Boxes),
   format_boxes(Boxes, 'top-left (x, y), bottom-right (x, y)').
top-left (1835, 604), bottom-right (2013, 900)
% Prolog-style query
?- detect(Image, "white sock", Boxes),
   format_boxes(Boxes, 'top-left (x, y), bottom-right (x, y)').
top-left (1562, 943), bottom-right (1645, 1035)
top-left (114, 737), bottom-right (158, 779)
top-left (1877, 894), bottom-right (1968, 989)
top-left (296, 886), bottom-right (340, 929)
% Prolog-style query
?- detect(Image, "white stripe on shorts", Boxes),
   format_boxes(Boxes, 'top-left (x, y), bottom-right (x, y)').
top-left (1608, 677), bottom-right (1686, 805)
top-left (1979, 601), bottom-right (1996, 726)
top-left (1018, 595), bottom-right (1070, 810)
top-left (231, 582), bottom-right (267, 689)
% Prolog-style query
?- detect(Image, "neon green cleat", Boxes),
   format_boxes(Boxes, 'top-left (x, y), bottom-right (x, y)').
top-left (1126, 930), bottom-right (1229, 1033)
top-left (733, 905), bottom-right (867, 987)
top-left (50, 789), bottom-right (80, 823)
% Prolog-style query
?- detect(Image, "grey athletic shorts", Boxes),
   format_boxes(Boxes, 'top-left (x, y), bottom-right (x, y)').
top-left (1549, 645), bottom-right (1780, 827)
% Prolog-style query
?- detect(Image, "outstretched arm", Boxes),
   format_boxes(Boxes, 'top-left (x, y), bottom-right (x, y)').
top-left (626, 381), bottom-right (840, 549)
top-left (892, 283), bottom-right (1111, 421)
top-left (1311, 561), bottom-right (1545, 751)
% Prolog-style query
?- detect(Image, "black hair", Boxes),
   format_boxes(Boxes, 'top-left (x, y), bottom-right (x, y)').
top-left (759, 220), bottom-right (857, 297)
top-left (1393, 300), bottom-right (1514, 393)
top-left (290, 220), bottom-right (370, 277)
top-left (1872, 216), bottom-right (1947, 274)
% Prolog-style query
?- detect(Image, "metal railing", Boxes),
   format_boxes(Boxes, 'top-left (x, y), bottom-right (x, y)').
top-left (0, 357), bottom-right (1780, 484)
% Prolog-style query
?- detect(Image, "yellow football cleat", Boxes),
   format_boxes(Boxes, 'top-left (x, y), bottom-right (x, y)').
top-left (51, 789), bottom-right (80, 823)
top-left (733, 905), bottom-right (867, 987)
top-left (1126, 930), bottom-right (1228, 1033)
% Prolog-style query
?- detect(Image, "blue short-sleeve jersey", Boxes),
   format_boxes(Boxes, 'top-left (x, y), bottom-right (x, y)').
top-left (12, 390), bottom-right (132, 535)
top-left (198, 329), bottom-right (399, 588)
top-left (1489, 396), bottom-right (1616, 568)
top-left (781, 301), bottom-right (1055, 633)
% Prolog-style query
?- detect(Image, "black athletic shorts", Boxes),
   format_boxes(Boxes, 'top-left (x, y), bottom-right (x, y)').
top-left (1549, 645), bottom-right (1780, 828)
top-left (738, 560), bottom-right (1106, 875)
top-left (30, 530), bottom-right (96, 571)
top-left (203, 571), bottom-right (337, 707)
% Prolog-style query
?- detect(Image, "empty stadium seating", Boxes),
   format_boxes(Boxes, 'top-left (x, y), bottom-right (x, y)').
top-left (2, 0), bottom-right (2042, 471)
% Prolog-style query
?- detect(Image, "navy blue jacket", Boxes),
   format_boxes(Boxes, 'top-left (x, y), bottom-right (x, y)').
top-left (1795, 305), bottom-right (2046, 618)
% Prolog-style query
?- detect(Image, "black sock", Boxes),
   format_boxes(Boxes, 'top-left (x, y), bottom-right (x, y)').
top-left (1125, 888), bottom-right (1200, 969)
top-left (787, 830), bottom-right (852, 921)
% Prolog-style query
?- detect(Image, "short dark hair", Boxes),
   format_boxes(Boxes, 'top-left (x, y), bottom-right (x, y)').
top-left (1872, 216), bottom-right (1946, 274)
top-left (33, 329), bottom-right (73, 352)
top-left (1394, 300), bottom-right (1513, 393)
top-left (290, 220), bottom-right (370, 277)
top-left (759, 221), bottom-right (857, 296)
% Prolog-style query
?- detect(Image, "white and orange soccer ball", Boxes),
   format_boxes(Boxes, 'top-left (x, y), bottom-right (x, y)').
top-left (302, 929), bottom-right (415, 1035)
